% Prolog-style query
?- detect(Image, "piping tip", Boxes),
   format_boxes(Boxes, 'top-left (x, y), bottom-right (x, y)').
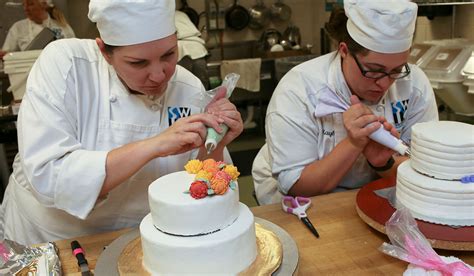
top-left (206, 143), bottom-right (215, 155)
top-left (405, 148), bottom-right (411, 157)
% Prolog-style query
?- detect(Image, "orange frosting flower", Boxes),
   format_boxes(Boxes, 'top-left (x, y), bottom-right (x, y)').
top-left (184, 159), bottom-right (203, 174)
top-left (202, 159), bottom-right (219, 175)
top-left (211, 177), bottom-right (229, 195)
top-left (223, 165), bottom-right (240, 180)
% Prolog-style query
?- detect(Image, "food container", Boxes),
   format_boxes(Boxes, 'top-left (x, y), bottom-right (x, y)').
top-left (417, 40), bottom-right (474, 116)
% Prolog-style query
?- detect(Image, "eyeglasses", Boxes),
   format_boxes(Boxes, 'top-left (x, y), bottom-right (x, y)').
top-left (351, 53), bottom-right (410, 80)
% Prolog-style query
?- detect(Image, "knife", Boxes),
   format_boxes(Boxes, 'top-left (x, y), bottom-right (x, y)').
top-left (71, 240), bottom-right (92, 276)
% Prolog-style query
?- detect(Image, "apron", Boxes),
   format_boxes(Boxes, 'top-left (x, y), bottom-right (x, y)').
top-left (1, 64), bottom-right (196, 244)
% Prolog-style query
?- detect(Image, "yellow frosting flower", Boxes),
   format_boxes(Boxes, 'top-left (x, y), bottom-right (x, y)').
top-left (223, 165), bottom-right (240, 180)
top-left (195, 170), bottom-right (213, 182)
top-left (184, 159), bottom-right (203, 174)
top-left (211, 177), bottom-right (229, 195)
top-left (202, 159), bottom-right (219, 175)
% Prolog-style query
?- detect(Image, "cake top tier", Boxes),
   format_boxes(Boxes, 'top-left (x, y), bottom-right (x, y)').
top-left (147, 159), bottom-right (241, 236)
top-left (412, 121), bottom-right (474, 148)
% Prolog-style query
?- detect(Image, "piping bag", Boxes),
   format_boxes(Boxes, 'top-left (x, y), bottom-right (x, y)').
top-left (199, 73), bottom-right (240, 154)
top-left (312, 89), bottom-right (410, 156)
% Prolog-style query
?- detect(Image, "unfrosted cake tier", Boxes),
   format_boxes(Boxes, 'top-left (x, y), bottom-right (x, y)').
top-left (396, 161), bottom-right (474, 226)
top-left (140, 203), bottom-right (257, 275)
top-left (148, 171), bottom-right (240, 236)
top-left (410, 121), bottom-right (474, 180)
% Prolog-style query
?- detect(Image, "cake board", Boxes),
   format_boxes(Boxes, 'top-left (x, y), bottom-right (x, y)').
top-left (356, 178), bottom-right (474, 251)
top-left (94, 217), bottom-right (299, 275)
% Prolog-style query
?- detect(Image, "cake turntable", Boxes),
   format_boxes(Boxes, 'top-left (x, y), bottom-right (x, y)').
top-left (94, 217), bottom-right (299, 275)
top-left (356, 178), bottom-right (474, 251)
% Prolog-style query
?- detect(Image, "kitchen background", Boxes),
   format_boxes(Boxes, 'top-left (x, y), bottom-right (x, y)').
top-left (1, 0), bottom-right (473, 205)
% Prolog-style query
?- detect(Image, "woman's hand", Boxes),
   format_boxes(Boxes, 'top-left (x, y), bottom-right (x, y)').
top-left (343, 95), bottom-right (380, 149)
top-left (205, 87), bottom-right (243, 147)
top-left (153, 113), bottom-right (223, 157)
top-left (363, 117), bottom-right (399, 167)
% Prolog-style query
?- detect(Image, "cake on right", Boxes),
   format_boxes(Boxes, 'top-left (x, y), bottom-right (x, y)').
top-left (396, 121), bottom-right (474, 226)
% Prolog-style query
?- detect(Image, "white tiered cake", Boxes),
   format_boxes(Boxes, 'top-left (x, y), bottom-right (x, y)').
top-left (140, 161), bottom-right (257, 275)
top-left (396, 121), bottom-right (474, 226)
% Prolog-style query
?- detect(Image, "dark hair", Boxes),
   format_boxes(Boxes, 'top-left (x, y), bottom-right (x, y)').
top-left (103, 43), bottom-right (119, 54)
top-left (325, 6), bottom-right (368, 56)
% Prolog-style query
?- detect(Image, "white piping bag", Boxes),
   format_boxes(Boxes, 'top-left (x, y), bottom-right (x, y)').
top-left (313, 89), bottom-right (410, 156)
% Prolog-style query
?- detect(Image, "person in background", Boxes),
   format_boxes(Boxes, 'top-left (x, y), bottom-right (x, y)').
top-left (0, 0), bottom-right (75, 58)
top-left (0, 0), bottom-right (243, 245)
top-left (252, 0), bottom-right (438, 205)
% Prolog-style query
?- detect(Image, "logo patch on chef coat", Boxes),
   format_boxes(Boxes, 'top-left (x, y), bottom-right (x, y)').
top-left (168, 106), bottom-right (191, 125)
top-left (391, 99), bottom-right (409, 129)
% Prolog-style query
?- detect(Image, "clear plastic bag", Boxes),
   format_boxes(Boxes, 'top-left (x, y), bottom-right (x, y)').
top-left (379, 208), bottom-right (474, 276)
top-left (195, 73), bottom-right (240, 108)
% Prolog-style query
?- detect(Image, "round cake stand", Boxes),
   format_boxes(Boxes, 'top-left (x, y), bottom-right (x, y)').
top-left (94, 217), bottom-right (298, 275)
top-left (356, 178), bottom-right (474, 251)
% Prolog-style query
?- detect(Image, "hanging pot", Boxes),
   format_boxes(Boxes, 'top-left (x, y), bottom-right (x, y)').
top-left (283, 24), bottom-right (301, 48)
top-left (259, 28), bottom-right (281, 51)
top-left (225, 0), bottom-right (250, 31)
top-left (180, 0), bottom-right (199, 27)
top-left (248, 0), bottom-right (270, 30)
top-left (270, 0), bottom-right (292, 23)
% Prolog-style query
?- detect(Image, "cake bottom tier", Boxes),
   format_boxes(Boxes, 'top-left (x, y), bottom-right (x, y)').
top-left (140, 203), bottom-right (257, 275)
top-left (396, 161), bottom-right (474, 226)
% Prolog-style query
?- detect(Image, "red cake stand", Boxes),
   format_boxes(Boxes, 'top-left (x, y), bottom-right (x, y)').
top-left (356, 178), bottom-right (474, 251)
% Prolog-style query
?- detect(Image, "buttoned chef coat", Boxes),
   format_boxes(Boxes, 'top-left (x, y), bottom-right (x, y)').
top-left (2, 15), bottom-right (75, 52)
top-left (0, 38), bottom-right (231, 245)
top-left (252, 52), bottom-right (438, 205)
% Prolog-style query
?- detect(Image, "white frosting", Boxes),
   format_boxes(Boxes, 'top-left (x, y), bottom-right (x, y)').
top-left (396, 161), bottom-right (474, 226)
top-left (140, 203), bottom-right (257, 275)
top-left (148, 171), bottom-right (240, 236)
top-left (410, 121), bottom-right (474, 180)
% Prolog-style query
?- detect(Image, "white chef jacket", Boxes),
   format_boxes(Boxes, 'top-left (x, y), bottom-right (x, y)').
top-left (2, 15), bottom-right (75, 52)
top-left (252, 52), bottom-right (438, 205)
top-left (0, 38), bottom-right (231, 245)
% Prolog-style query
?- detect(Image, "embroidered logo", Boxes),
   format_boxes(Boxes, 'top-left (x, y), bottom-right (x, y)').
top-left (391, 99), bottom-right (409, 129)
top-left (168, 106), bottom-right (191, 125)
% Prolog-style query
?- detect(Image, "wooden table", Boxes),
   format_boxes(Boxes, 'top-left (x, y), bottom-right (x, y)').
top-left (55, 189), bottom-right (474, 275)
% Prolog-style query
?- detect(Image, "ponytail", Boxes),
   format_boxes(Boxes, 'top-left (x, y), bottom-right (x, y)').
top-left (47, 6), bottom-right (69, 27)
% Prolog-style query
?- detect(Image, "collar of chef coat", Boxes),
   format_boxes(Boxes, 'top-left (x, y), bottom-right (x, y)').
top-left (327, 52), bottom-right (386, 107)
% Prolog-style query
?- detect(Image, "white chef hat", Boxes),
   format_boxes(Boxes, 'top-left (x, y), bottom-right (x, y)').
top-left (88, 0), bottom-right (176, 46)
top-left (344, 0), bottom-right (418, 53)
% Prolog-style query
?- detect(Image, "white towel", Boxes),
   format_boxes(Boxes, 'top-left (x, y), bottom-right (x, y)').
top-left (177, 39), bottom-right (208, 60)
top-left (175, 10), bottom-right (201, 39)
top-left (220, 58), bottom-right (261, 92)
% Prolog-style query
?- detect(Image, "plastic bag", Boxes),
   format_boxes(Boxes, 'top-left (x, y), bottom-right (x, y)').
top-left (379, 208), bottom-right (474, 276)
top-left (194, 73), bottom-right (240, 108)
top-left (0, 239), bottom-right (61, 275)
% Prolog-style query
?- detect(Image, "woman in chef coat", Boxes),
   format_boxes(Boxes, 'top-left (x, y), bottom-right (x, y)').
top-left (0, 0), bottom-right (75, 58)
top-left (0, 0), bottom-right (243, 245)
top-left (252, 0), bottom-right (438, 205)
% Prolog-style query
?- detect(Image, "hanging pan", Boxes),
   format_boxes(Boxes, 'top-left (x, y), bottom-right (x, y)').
top-left (226, 0), bottom-right (250, 31)
top-left (249, 0), bottom-right (270, 30)
top-left (180, 0), bottom-right (199, 27)
top-left (271, 0), bottom-right (292, 23)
